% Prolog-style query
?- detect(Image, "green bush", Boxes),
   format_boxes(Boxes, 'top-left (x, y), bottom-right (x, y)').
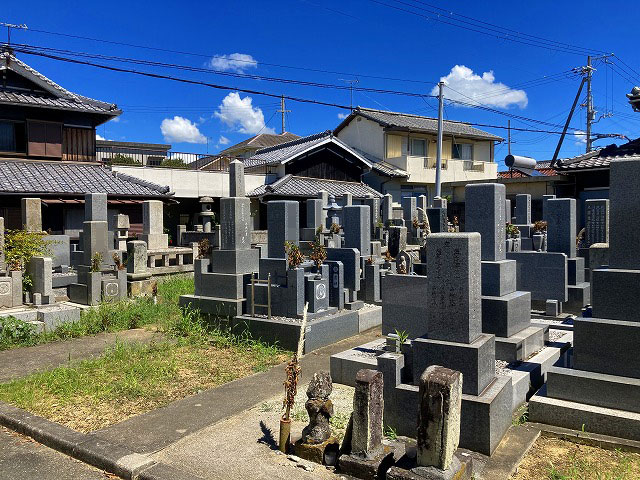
top-left (107, 154), bottom-right (141, 166)
top-left (3, 229), bottom-right (52, 271)
top-left (0, 316), bottom-right (37, 349)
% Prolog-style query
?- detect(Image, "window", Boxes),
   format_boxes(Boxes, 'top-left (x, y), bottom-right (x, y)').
top-left (28, 121), bottom-right (62, 157)
top-left (410, 138), bottom-right (426, 157)
top-left (452, 143), bottom-right (473, 160)
top-left (386, 134), bottom-right (402, 158)
top-left (0, 121), bottom-right (27, 153)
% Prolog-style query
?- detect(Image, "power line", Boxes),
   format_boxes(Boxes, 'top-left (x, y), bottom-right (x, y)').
top-left (6, 44), bottom-right (623, 138)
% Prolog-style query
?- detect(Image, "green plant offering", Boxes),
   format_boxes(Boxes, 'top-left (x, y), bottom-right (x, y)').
top-left (308, 239), bottom-right (327, 268)
top-left (284, 241), bottom-right (304, 269)
top-left (3, 229), bottom-right (52, 271)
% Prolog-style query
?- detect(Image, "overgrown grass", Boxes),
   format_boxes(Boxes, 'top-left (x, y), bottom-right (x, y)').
top-left (0, 275), bottom-right (194, 351)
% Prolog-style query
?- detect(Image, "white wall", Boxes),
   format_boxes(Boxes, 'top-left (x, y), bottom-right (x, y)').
top-left (336, 117), bottom-right (385, 159)
top-left (111, 166), bottom-right (267, 199)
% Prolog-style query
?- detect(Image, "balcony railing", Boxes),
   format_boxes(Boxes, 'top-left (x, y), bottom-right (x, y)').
top-left (462, 160), bottom-right (485, 172)
top-left (97, 147), bottom-right (231, 171)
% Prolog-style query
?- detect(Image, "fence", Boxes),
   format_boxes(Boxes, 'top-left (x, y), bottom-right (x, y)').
top-left (97, 147), bottom-right (232, 171)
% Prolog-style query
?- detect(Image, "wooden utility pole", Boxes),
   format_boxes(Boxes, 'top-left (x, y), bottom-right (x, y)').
top-left (586, 56), bottom-right (594, 152)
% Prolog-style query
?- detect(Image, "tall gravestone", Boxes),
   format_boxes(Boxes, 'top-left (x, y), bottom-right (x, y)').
top-left (267, 201), bottom-right (299, 259)
top-left (21, 198), bottom-right (42, 232)
top-left (179, 161), bottom-right (259, 316)
top-left (542, 194), bottom-right (556, 221)
top-left (401, 197), bottom-right (417, 225)
top-left (140, 200), bottom-right (168, 250)
top-left (530, 157), bottom-right (640, 440)
top-left (585, 199), bottom-right (609, 247)
top-left (546, 198), bottom-right (590, 310)
top-left (382, 194), bottom-right (393, 225)
top-left (364, 195), bottom-right (381, 235)
top-left (306, 199), bottom-right (324, 230)
top-left (343, 205), bottom-right (371, 257)
top-left (515, 194), bottom-right (531, 225)
top-left (465, 184), bottom-right (542, 361)
top-left (378, 233), bottom-right (512, 455)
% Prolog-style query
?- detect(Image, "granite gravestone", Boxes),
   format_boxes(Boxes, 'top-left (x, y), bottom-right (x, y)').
top-left (343, 205), bottom-right (371, 257)
top-left (585, 199), bottom-right (609, 247)
top-left (515, 194), bottom-right (531, 225)
top-left (267, 200), bottom-right (299, 259)
top-left (382, 194), bottom-right (393, 225)
top-left (542, 194), bottom-right (556, 220)
top-left (306, 199), bottom-right (324, 230)
top-left (140, 200), bottom-right (169, 250)
top-left (401, 197), bottom-right (417, 225)
top-left (229, 159), bottom-right (245, 197)
top-left (546, 198), bottom-right (576, 258)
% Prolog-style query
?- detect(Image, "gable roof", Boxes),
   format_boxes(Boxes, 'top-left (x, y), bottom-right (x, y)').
top-left (219, 132), bottom-right (300, 155)
top-left (334, 107), bottom-right (504, 141)
top-left (243, 130), bottom-right (373, 171)
top-left (247, 174), bottom-right (382, 199)
top-left (0, 50), bottom-right (121, 118)
top-left (0, 160), bottom-right (170, 197)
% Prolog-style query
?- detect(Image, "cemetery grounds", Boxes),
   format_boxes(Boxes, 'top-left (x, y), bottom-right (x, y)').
top-left (0, 274), bottom-right (638, 478)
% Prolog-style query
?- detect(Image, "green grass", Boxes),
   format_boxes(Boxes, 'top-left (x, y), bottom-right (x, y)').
top-left (0, 321), bottom-right (287, 432)
top-left (0, 275), bottom-right (195, 351)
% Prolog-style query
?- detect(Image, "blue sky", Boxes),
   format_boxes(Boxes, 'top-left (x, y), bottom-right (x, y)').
top-left (3, 1), bottom-right (639, 168)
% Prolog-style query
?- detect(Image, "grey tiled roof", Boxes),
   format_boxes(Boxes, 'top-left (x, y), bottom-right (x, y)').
top-left (219, 132), bottom-right (300, 154)
top-left (247, 174), bottom-right (382, 199)
top-left (0, 161), bottom-right (170, 197)
top-left (334, 107), bottom-right (504, 141)
top-left (0, 51), bottom-right (121, 116)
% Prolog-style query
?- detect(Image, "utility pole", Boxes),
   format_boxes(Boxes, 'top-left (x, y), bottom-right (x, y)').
top-left (507, 120), bottom-right (511, 155)
top-left (276, 95), bottom-right (290, 134)
top-left (435, 81), bottom-right (444, 200)
top-left (339, 78), bottom-right (359, 111)
top-left (0, 22), bottom-right (28, 47)
top-left (586, 56), bottom-right (594, 152)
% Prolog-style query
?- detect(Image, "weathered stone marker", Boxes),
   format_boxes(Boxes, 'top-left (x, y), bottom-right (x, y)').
top-left (229, 159), bottom-right (245, 197)
top-left (339, 369), bottom-right (395, 479)
top-left (21, 197), bottom-right (42, 232)
top-left (295, 371), bottom-right (339, 465)
top-left (416, 366), bottom-right (462, 470)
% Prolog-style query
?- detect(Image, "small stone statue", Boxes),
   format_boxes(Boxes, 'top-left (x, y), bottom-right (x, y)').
top-left (302, 371), bottom-right (334, 444)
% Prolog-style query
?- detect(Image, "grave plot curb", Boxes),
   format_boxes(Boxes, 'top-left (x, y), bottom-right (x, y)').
top-left (0, 401), bottom-right (203, 480)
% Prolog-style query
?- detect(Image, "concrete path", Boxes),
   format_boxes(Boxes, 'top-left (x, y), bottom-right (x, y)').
top-left (0, 328), bottom-right (164, 383)
top-left (0, 426), bottom-right (109, 480)
top-left (96, 327), bottom-right (382, 454)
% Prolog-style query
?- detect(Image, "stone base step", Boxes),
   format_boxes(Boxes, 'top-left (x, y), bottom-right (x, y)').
top-left (529, 385), bottom-right (640, 441)
top-left (495, 326), bottom-right (545, 362)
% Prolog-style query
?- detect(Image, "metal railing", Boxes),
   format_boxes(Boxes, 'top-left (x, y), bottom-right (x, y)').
top-left (423, 156), bottom-right (448, 169)
top-left (250, 272), bottom-right (272, 319)
top-left (462, 160), bottom-right (485, 172)
top-left (97, 147), bottom-right (231, 171)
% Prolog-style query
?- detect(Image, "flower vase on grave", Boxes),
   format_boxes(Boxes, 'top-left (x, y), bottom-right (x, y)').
top-left (505, 238), bottom-right (513, 252)
top-left (532, 233), bottom-right (544, 251)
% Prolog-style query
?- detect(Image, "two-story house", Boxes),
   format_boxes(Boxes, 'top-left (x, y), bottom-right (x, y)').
top-left (334, 107), bottom-right (504, 203)
top-left (0, 48), bottom-right (172, 233)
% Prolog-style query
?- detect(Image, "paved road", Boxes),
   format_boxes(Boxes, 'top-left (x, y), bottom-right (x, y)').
top-left (0, 426), bottom-right (110, 480)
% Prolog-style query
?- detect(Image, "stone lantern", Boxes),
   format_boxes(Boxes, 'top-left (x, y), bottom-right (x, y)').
top-left (199, 196), bottom-right (215, 233)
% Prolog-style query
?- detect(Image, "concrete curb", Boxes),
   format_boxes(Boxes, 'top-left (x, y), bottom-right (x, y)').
top-left (528, 421), bottom-right (640, 453)
top-left (0, 402), bottom-right (203, 480)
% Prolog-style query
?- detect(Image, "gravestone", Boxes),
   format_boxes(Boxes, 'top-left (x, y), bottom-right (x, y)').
top-left (85, 193), bottom-right (107, 222)
top-left (515, 194), bottom-right (531, 225)
top-left (341, 192), bottom-right (353, 207)
top-left (505, 199), bottom-right (511, 225)
top-left (387, 226), bottom-right (407, 257)
top-left (318, 190), bottom-right (329, 225)
top-left (339, 369), bottom-right (393, 479)
top-left (114, 214), bottom-right (130, 250)
top-left (229, 159), bottom-right (245, 197)
top-left (306, 199), bottom-right (324, 230)
top-left (325, 260), bottom-right (345, 310)
top-left (426, 207), bottom-right (447, 233)
top-left (267, 201), bottom-right (299, 259)
top-left (378, 233), bottom-right (512, 455)
top-left (433, 196), bottom-right (447, 209)
top-left (343, 205), bottom-right (371, 257)
top-left (21, 198), bottom-right (42, 232)
top-left (27, 256), bottom-right (53, 304)
top-left (542, 194), bottom-right (556, 220)
top-left (140, 200), bottom-right (169, 250)
top-left (401, 197), bottom-right (417, 225)
top-left (417, 195), bottom-right (428, 222)
top-left (466, 183), bottom-right (541, 362)
top-left (529, 157), bottom-right (640, 441)
top-left (364, 195), bottom-right (381, 234)
top-left (382, 194), bottom-right (393, 225)
top-left (546, 198), bottom-right (576, 258)
top-left (585, 199), bottom-right (609, 246)
top-left (417, 366), bottom-right (462, 471)
top-left (381, 273), bottom-right (429, 337)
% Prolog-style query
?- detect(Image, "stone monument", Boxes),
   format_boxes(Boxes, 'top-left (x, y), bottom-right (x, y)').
top-left (140, 200), bottom-right (169, 250)
top-left (465, 183), bottom-right (543, 361)
top-left (529, 157), bottom-right (640, 441)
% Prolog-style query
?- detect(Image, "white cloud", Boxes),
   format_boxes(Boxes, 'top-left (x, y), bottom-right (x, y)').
top-left (432, 65), bottom-right (528, 109)
top-left (109, 116), bottom-right (120, 123)
top-left (337, 113), bottom-right (348, 119)
top-left (574, 130), bottom-right (587, 145)
top-left (96, 133), bottom-right (106, 140)
top-left (218, 135), bottom-right (230, 146)
top-left (160, 116), bottom-right (207, 144)
top-left (208, 53), bottom-right (257, 73)
top-left (214, 92), bottom-right (274, 135)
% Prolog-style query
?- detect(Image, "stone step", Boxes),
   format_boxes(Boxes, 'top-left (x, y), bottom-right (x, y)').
top-left (494, 326), bottom-right (545, 362)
